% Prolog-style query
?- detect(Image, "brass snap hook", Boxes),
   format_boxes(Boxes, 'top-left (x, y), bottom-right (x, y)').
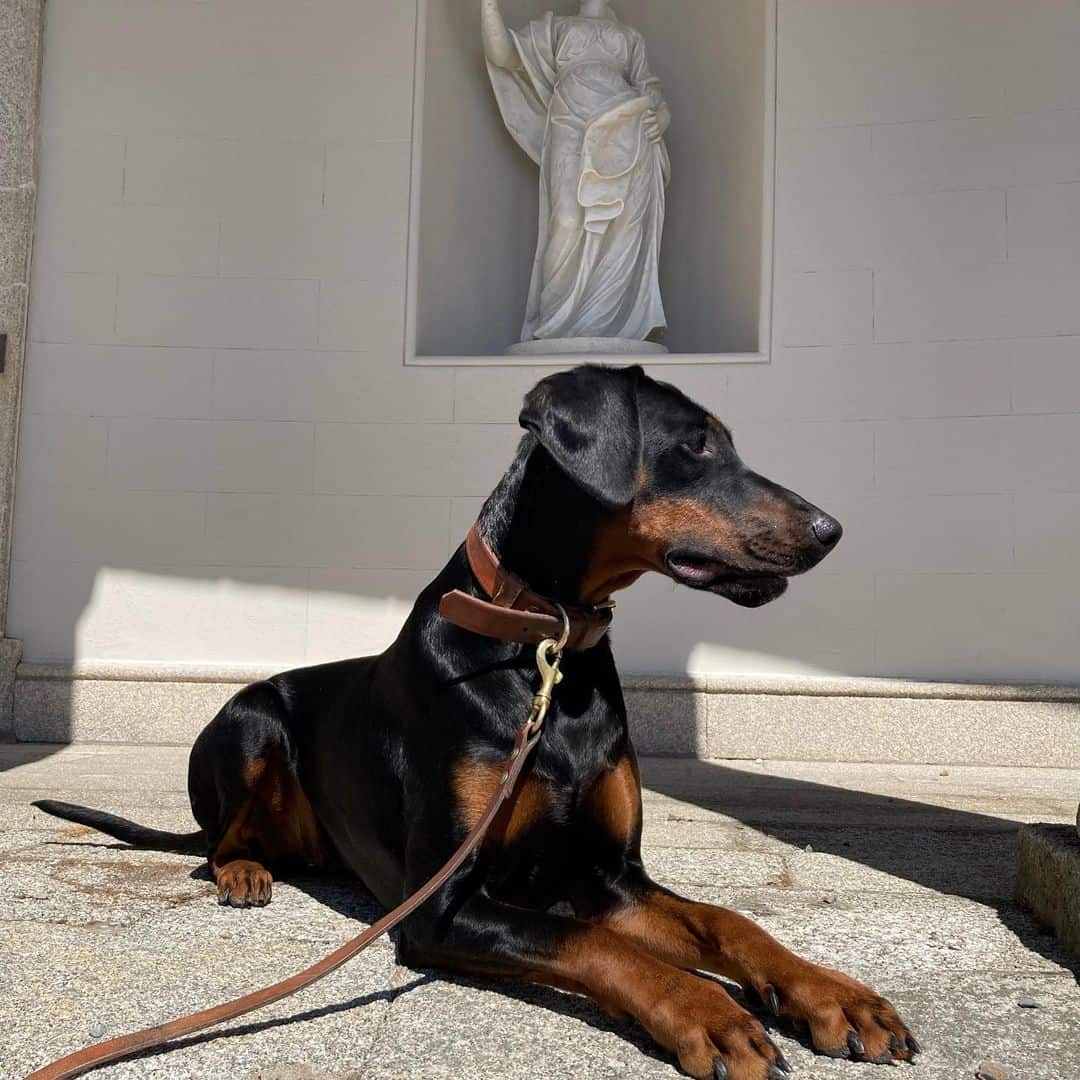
top-left (529, 604), bottom-right (569, 735)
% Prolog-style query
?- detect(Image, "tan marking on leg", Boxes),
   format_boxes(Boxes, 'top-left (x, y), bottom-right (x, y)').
top-left (547, 926), bottom-right (782, 1080)
top-left (242, 757), bottom-right (267, 787)
top-left (601, 889), bottom-right (919, 1064)
top-left (208, 754), bottom-right (323, 908)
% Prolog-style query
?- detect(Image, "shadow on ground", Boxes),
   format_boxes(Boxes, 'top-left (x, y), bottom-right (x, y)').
top-left (640, 760), bottom-right (1079, 977)
top-left (0, 740), bottom-right (62, 774)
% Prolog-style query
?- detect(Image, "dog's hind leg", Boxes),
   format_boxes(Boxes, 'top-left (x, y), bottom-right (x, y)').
top-left (188, 684), bottom-right (322, 908)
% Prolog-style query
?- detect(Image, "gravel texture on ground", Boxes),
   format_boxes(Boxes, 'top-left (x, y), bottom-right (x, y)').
top-left (2, 744), bottom-right (1077, 1080)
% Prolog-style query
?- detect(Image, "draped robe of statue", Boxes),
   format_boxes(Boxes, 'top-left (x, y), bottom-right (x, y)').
top-left (488, 14), bottom-right (670, 343)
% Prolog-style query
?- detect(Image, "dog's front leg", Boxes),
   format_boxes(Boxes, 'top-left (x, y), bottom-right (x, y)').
top-left (593, 871), bottom-right (919, 1066)
top-left (400, 891), bottom-right (790, 1080)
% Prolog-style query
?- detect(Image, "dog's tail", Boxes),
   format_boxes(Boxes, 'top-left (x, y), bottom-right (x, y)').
top-left (32, 799), bottom-right (207, 855)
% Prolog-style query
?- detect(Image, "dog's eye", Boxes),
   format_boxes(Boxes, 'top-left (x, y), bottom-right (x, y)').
top-left (679, 432), bottom-right (713, 458)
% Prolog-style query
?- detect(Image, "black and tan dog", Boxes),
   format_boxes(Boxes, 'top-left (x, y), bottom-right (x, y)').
top-left (36, 365), bottom-right (918, 1079)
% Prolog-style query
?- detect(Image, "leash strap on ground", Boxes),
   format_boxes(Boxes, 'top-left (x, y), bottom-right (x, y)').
top-left (25, 636), bottom-right (564, 1080)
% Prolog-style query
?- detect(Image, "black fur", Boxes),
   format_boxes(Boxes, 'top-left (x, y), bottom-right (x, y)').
top-left (518, 363), bottom-right (643, 508)
top-left (31, 799), bottom-right (205, 854)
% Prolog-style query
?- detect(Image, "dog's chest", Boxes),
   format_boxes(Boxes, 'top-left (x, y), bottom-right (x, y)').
top-left (456, 749), bottom-right (636, 906)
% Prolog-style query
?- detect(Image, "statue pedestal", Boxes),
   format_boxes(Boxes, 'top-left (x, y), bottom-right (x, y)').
top-left (506, 337), bottom-right (668, 358)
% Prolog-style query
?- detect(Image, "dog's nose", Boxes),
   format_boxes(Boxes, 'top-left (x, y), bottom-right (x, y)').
top-left (811, 514), bottom-right (842, 548)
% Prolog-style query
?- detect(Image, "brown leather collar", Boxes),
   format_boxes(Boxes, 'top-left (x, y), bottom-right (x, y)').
top-left (439, 524), bottom-right (613, 651)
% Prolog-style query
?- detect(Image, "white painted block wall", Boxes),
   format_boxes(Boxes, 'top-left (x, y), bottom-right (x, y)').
top-left (10, 0), bottom-right (1080, 684)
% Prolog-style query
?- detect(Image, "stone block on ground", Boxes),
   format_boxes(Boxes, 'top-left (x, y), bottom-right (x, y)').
top-left (1016, 822), bottom-right (1080, 961)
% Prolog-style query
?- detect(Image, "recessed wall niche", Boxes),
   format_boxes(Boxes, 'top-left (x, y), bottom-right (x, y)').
top-left (405, 0), bottom-right (776, 364)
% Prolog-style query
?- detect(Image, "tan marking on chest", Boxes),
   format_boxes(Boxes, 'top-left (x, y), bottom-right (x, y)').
top-left (453, 759), bottom-right (551, 849)
top-left (584, 754), bottom-right (642, 843)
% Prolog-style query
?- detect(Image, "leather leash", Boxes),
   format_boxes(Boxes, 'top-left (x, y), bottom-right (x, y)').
top-left (25, 629), bottom-right (569, 1080)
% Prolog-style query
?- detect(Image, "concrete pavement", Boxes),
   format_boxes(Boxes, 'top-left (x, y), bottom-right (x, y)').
top-left (1, 744), bottom-right (1077, 1080)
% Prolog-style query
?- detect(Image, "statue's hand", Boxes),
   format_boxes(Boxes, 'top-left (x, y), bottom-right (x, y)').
top-left (481, 0), bottom-right (518, 69)
top-left (643, 109), bottom-right (664, 144)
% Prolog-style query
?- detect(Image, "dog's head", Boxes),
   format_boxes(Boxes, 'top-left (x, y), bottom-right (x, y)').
top-left (519, 364), bottom-right (842, 607)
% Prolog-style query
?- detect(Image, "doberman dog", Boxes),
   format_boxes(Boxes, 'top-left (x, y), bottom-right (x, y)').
top-left (36, 365), bottom-right (918, 1079)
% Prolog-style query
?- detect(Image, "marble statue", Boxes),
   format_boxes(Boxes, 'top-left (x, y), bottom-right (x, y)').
top-left (482, 0), bottom-right (671, 354)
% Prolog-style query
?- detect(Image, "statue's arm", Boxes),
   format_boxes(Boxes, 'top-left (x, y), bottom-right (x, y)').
top-left (652, 97), bottom-right (672, 136)
top-left (633, 35), bottom-right (671, 140)
top-left (481, 0), bottom-right (520, 69)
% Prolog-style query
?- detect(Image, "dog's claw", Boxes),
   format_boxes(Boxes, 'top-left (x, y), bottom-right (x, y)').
top-left (218, 888), bottom-right (230, 905)
top-left (776, 1050), bottom-right (792, 1073)
top-left (907, 1034), bottom-right (922, 1055)
top-left (712, 1061), bottom-right (729, 1080)
top-left (767, 1066), bottom-right (788, 1080)
top-left (847, 1031), bottom-right (866, 1058)
top-left (765, 985), bottom-right (781, 1017)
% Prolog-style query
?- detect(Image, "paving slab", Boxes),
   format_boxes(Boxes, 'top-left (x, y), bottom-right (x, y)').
top-left (1, 746), bottom-right (1077, 1080)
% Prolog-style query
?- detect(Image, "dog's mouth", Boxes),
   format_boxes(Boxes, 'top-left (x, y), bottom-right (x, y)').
top-left (665, 552), bottom-right (789, 608)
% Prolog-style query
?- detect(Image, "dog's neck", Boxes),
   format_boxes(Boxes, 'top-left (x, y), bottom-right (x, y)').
top-left (476, 436), bottom-right (609, 606)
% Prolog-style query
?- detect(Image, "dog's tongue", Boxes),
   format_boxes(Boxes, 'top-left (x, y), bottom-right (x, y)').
top-left (668, 556), bottom-right (727, 584)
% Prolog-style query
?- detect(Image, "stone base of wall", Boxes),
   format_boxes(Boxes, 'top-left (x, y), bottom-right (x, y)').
top-left (0, 0), bottom-right (44, 642)
top-left (1017, 824), bottom-right (1080, 962)
top-left (13, 662), bottom-right (1080, 765)
top-left (0, 638), bottom-right (22, 736)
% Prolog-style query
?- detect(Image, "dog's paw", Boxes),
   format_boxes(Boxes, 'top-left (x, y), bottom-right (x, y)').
top-left (756, 964), bottom-right (919, 1064)
top-left (215, 859), bottom-right (273, 908)
top-left (651, 976), bottom-right (791, 1080)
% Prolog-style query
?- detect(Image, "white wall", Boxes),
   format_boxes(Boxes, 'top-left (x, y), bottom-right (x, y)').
top-left (10, 0), bottom-right (1080, 684)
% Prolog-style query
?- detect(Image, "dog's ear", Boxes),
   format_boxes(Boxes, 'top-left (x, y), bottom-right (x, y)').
top-left (518, 365), bottom-right (643, 508)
